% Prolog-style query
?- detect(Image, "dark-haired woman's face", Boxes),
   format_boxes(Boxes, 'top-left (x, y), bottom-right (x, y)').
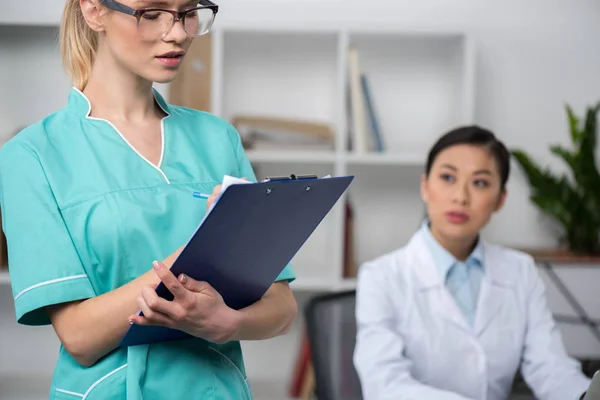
top-left (421, 144), bottom-right (506, 244)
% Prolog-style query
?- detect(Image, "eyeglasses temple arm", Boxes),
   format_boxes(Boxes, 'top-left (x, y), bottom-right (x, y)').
top-left (198, 0), bottom-right (218, 8)
top-left (100, 0), bottom-right (138, 16)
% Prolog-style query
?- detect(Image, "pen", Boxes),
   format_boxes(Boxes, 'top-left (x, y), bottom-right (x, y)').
top-left (192, 192), bottom-right (210, 199)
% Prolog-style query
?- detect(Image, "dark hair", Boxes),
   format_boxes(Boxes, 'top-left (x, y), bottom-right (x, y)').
top-left (425, 125), bottom-right (510, 189)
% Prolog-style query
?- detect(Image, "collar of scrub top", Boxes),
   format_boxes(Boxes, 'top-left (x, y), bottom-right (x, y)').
top-left (66, 86), bottom-right (172, 119)
top-left (420, 219), bottom-right (484, 282)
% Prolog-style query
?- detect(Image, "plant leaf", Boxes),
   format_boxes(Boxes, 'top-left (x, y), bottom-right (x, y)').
top-left (530, 194), bottom-right (570, 226)
top-left (511, 102), bottom-right (600, 255)
top-left (572, 105), bottom-right (600, 198)
top-left (549, 145), bottom-right (576, 172)
top-left (566, 104), bottom-right (581, 143)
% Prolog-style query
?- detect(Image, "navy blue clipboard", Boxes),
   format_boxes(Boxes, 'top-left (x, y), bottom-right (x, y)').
top-left (120, 175), bottom-right (354, 347)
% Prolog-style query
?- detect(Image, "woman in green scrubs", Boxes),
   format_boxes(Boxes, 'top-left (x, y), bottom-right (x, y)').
top-left (0, 1), bottom-right (297, 399)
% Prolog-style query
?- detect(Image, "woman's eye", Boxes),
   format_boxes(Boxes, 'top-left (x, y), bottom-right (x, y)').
top-left (474, 179), bottom-right (489, 188)
top-left (440, 174), bottom-right (455, 182)
top-left (142, 12), bottom-right (160, 20)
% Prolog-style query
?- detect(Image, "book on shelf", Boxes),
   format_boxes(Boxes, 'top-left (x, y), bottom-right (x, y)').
top-left (360, 74), bottom-right (385, 153)
top-left (289, 328), bottom-right (315, 399)
top-left (231, 115), bottom-right (335, 151)
top-left (347, 46), bottom-right (385, 154)
top-left (343, 200), bottom-right (357, 279)
top-left (299, 362), bottom-right (316, 400)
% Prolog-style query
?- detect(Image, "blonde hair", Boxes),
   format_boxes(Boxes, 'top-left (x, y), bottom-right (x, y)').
top-left (59, 0), bottom-right (99, 90)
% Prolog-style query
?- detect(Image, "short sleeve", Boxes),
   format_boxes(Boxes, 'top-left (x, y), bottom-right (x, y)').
top-left (0, 142), bottom-right (95, 326)
top-left (227, 124), bottom-right (296, 284)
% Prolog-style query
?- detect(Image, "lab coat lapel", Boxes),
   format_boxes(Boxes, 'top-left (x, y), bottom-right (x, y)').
top-left (473, 242), bottom-right (514, 337)
top-left (409, 231), bottom-right (472, 334)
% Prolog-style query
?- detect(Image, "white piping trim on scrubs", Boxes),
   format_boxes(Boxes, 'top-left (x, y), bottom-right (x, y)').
top-left (55, 388), bottom-right (84, 398)
top-left (14, 274), bottom-right (88, 301)
top-left (82, 364), bottom-right (128, 400)
top-left (209, 347), bottom-right (251, 398)
top-left (73, 87), bottom-right (172, 185)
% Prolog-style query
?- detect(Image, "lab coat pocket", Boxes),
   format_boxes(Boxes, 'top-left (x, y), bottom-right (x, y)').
top-left (209, 346), bottom-right (252, 400)
top-left (402, 328), bottom-right (431, 383)
top-left (81, 364), bottom-right (127, 400)
top-left (53, 389), bottom-right (86, 400)
top-left (484, 325), bottom-right (523, 373)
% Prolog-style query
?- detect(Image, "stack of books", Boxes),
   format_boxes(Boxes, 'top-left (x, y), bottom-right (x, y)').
top-left (231, 115), bottom-right (335, 152)
top-left (347, 45), bottom-right (385, 154)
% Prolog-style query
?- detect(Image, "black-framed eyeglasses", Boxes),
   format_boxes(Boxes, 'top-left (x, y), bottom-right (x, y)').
top-left (100, 0), bottom-right (218, 40)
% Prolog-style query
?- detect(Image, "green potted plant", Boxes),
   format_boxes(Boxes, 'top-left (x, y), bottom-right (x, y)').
top-left (511, 102), bottom-right (600, 256)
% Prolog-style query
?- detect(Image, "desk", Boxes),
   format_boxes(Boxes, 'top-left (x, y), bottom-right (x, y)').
top-left (524, 249), bottom-right (600, 346)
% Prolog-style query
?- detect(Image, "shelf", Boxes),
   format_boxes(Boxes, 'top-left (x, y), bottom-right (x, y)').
top-left (246, 150), bottom-right (337, 164)
top-left (337, 278), bottom-right (357, 290)
top-left (346, 165), bottom-right (424, 265)
top-left (346, 31), bottom-right (474, 154)
top-left (345, 152), bottom-right (425, 166)
top-left (246, 150), bottom-right (427, 166)
top-left (289, 277), bottom-right (357, 292)
top-left (220, 30), bottom-right (339, 126)
top-left (290, 277), bottom-right (334, 291)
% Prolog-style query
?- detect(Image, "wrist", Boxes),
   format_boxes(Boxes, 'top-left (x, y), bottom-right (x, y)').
top-left (223, 307), bottom-right (244, 343)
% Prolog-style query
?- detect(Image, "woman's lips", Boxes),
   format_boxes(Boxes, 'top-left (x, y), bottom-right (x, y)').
top-left (445, 211), bottom-right (469, 224)
top-left (156, 55), bottom-right (184, 67)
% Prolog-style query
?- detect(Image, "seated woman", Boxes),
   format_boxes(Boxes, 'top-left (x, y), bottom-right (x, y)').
top-left (353, 126), bottom-right (591, 400)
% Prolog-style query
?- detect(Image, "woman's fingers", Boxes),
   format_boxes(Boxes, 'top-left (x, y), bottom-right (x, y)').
top-left (140, 285), bottom-right (183, 321)
top-left (132, 294), bottom-right (173, 327)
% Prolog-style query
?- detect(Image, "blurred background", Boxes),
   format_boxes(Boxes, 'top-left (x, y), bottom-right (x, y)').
top-left (1, 0), bottom-right (600, 399)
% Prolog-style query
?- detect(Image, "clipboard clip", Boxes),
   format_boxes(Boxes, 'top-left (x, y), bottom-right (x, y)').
top-left (265, 174), bottom-right (318, 182)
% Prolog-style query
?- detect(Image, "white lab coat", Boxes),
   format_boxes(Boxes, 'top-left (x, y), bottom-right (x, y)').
top-left (353, 229), bottom-right (591, 400)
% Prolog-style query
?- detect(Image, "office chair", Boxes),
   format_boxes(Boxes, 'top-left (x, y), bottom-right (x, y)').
top-left (304, 290), bottom-right (363, 400)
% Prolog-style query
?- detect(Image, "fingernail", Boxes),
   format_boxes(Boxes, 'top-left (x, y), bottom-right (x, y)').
top-left (153, 261), bottom-right (161, 271)
top-left (179, 274), bottom-right (188, 284)
top-left (129, 318), bottom-right (134, 325)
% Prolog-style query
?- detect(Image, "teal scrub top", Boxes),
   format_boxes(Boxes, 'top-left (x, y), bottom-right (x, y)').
top-left (0, 87), bottom-right (295, 400)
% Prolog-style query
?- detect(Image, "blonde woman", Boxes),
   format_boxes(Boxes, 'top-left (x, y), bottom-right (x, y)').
top-left (0, 1), bottom-right (297, 399)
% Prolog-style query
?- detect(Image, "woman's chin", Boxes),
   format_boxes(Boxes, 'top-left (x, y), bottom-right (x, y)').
top-left (146, 69), bottom-right (180, 85)
top-left (439, 223), bottom-right (479, 242)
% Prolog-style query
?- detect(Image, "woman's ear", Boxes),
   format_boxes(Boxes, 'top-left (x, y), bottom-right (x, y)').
top-left (420, 174), bottom-right (429, 203)
top-left (494, 189), bottom-right (508, 212)
top-left (80, 0), bottom-right (106, 33)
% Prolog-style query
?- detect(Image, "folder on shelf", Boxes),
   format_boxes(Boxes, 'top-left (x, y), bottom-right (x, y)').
top-left (120, 174), bottom-right (354, 347)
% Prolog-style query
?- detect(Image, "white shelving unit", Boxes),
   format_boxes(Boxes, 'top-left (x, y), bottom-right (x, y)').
top-left (212, 25), bottom-right (475, 288)
top-left (0, 17), bottom-right (475, 399)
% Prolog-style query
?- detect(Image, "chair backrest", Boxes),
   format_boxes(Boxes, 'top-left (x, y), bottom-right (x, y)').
top-left (305, 290), bottom-right (363, 400)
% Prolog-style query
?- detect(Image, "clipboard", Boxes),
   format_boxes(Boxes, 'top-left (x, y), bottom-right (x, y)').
top-left (120, 174), bottom-right (354, 347)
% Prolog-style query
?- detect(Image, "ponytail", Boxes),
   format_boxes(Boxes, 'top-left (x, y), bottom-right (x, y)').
top-left (59, 0), bottom-right (99, 90)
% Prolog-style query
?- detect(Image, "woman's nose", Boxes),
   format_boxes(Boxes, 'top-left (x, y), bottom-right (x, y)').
top-left (452, 182), bottom-right (469, 205)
